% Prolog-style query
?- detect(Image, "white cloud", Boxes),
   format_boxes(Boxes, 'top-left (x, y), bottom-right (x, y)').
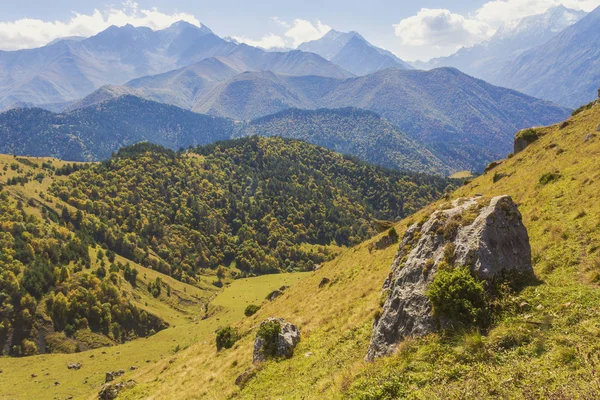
top-left (284, 19), bottom-right (331, 47)
top-left (392, 0), bottom-right (600, 60)
top-left (0, 1), bottom-right (200, 51)
top-left (232, 34), bottom-right (286, 49)
top-left (394, 8), bottom-right (494, 48)
top-left (475, 0), bottom-right (600, 26)
top-left (235, 18), bottom-right (331, 50)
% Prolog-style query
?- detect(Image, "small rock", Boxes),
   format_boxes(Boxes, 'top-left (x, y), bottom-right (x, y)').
top-left (54, 381), bottom-right (60, 386)
top-left (536, 304), bottom-right (544, 311)
top-left (318, 277), bottom-right (330, 289)
top-left (67, 363), bottom-right (82, 370)
top-left (169, 359), bottom-right (175, 364)
top-left (98, 380), bottom-right (136, 400)
top-left (304, 352), bottom-right (314, 357)
top-left (596, 124), bottom-right (600, 132)
top-left (563, 302), bottom-right (572, 308)
top-left (519, 302), bottom-right (530, 311)
top-left (31, 374), bottom-right (37, 378)
top-left (253, 318), bottom-right (300, 363)
top-left (129, 366), bottom-right (138, 371)
top-left (105, 372), bottom-right (114, 383)
top-left (584, 133), bottom-right (596, 142)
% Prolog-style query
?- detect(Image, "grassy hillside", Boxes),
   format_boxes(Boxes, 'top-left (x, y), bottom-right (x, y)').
top-left (108, 102), bottom-right (600, 399)
top-left (241, 108), bottom-right (448, 175)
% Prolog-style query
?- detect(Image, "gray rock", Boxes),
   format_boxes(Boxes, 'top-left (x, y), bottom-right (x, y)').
top-left (98, 380), bottom-right (136, 400)
top-left (67, 363), bottom-right (82, 370)
top-left (105, 369), bottom-right (125, 383)
top-left (366, 196), bottom-right (533, 361)
top-left (253, 318), bottom-right (300, 363)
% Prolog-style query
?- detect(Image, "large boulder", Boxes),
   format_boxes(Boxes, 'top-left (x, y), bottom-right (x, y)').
top-left (253, 318), bottom-right (300, 363)
top-left (366, 196), bottom-right (533, 361)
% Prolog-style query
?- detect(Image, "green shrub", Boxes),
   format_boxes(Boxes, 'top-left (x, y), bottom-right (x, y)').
top-left (520, 129), bottom-right (539, 144)
top-left (216, 326), bottom-right (239, 351)
top-left (539, 172), bottom-right (560, 185)
top-left (426, 267), bottom-right (486, 327)
top-left (244, 304), bottom-right (260, 317)
top-left (256, 320), bottom-right (281, 359)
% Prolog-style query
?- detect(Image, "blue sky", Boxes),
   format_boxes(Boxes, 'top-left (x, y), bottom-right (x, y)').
top-left (1, 0), bottom-right (598, 60)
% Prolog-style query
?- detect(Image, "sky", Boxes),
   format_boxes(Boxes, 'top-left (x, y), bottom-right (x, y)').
top-left (1, 0), bottom-right (599, 61)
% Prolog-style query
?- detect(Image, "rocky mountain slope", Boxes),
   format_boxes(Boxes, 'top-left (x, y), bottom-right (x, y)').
top-left (489, 5), bottom-right (600, 108)
top-left (419, 6), bottom-right (586, 85)
top-left (298, 30), bottom-right (411, 75)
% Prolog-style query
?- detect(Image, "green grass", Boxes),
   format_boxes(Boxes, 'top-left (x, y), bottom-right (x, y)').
top-left (0, 272), bottom-right (308, 399)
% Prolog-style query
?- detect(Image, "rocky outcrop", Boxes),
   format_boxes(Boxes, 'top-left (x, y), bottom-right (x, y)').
top-left (253, 318), bottom-right (300, 363)
top-left (98, 380), bottom-right (136, 400)
top-left (365, 196), bottom-right (533, 361)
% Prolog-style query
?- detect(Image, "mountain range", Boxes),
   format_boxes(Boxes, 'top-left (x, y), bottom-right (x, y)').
top-left (418, 6), bottom-right (586, 84)
top-left (87, 67), bottom-right (568, 171)
top-left (0, 21), bottom-right (348, 110)
top-left (488, 5), bottom-right (600, 108)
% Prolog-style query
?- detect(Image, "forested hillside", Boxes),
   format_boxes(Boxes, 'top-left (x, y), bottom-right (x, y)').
top-left (242, 108), bottom-right (448, 175)
top-left (0, 156), bottom-right (169, 357)
top-left (0, 96), bottom-right (236, 161)
top-left (51, 138), bottom-right (451, 278)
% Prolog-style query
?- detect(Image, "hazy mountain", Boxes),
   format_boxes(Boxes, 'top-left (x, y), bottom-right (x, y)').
top-left (488, 6), bottom-right (600, 108)
top-left (298, 30), bottom-right (411, 75)
top-left (0, 21), bottom-right (349, 110)
top-left (240, 107), bottom-right (448, 174)
top-left (417, 6), bottom-right (586, 84)
top-left (189, 68), bottom-right (570, 171)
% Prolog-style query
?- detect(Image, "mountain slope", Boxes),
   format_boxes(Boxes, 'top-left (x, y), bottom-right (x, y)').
top-left (194, 68), bottom-right (570, 171)
top-left (0, 96), bottom-right (236, 161)
top-left (241, 107), bottom-right (447, 174)
top-left (490, 6), bottom-right (600, 108)
top-left (419, 6), bottom-right (586, 83)
top-left (109, 87), bottom-right (600, 400)
top-left (299, 30), bottom-right (411, 75)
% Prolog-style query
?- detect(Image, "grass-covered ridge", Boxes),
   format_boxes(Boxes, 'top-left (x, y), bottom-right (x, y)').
top-left (110, 102), bottom-right (600, 399)
top-left (51, 137), bottom-right (451, 278)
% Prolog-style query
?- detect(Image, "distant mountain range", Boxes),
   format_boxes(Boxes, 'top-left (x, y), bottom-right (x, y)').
top-left (488, 5), bottom-right (600, 108)
top-left (81, 67), bottom-right (568, 171)
top-left (418, 6), bottom-right (586, 84)
top-left (0, 21), bottom-right (349, 110)
top-left (298, 30), bottom-right (411, 75)
top-left (0, 96), bottom-right (447, 174)
top-left (417, 5), bottom-right (600, 108)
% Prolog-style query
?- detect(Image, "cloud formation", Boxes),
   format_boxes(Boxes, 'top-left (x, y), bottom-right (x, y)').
top-left (231, 34), bottom-right (287, 50)
top-left (234, 19), bottom-right (330, 50)
top-left (394, 8), bottom-right (493, 47)
top-left (392, 0), bottom-right (600, 60)
top-left (284, 19), bottom-right (331, 47)
top-left (0, 1), bottom-right (200, 51)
